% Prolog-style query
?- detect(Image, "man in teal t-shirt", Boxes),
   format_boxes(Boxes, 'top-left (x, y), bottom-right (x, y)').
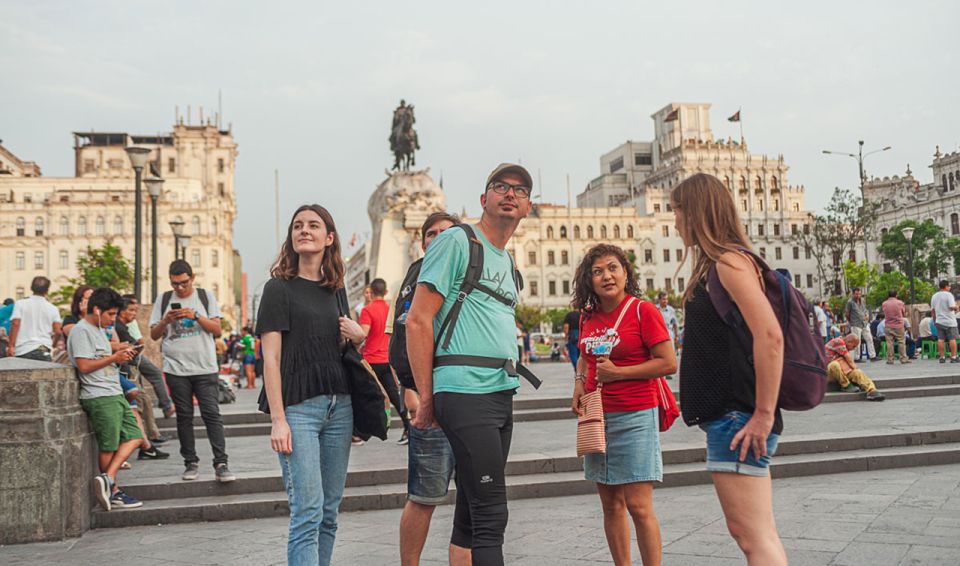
top-left (407, 163), bottom-right (533, 565)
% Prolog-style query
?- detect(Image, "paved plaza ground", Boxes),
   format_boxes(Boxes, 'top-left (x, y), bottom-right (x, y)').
top-left (3, 464), bottom-right (958, 565)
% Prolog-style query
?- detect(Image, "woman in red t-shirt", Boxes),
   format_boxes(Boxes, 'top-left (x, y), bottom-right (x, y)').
top-left (570, 244), bottom-right (677, 566)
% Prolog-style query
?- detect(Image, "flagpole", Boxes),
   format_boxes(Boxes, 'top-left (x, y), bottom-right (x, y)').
top-left (738, 107), bottom-right (744, 145)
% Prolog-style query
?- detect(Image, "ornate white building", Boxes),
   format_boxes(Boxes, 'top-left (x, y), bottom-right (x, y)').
top-left (0, 121), bottom-right (242, 323)
top-left (863, 147), bottom-right (960, 276)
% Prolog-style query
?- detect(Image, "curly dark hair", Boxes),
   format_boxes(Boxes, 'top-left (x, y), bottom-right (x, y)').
top-left (571, 244), bottom-right (641, 314)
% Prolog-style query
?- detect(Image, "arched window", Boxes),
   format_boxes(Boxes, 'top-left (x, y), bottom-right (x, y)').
top-left (546, 226), bottom-right (554, 239)
top-left (755, 176), bottom-right (763, 191)
top-left (600, 225), bottom-right (607, 239)
top-left (95, 216), bottom-right (105, 235)
top-left (944, 175), bottom-right (950, 191)
top-left (191, 216), bottom-right (201, 235)
top-left (771, 176), bottom-right (779, 190)
top-left (78, 216), bottom-right (88, 235)
top-left (15, 217), bottom-right (25, 236)
top-left (35, 217), bottom-right (44, 236)
top-left (113, 216), bottom-right (123, 235)
top-left (191, 249), bottom-right (201, 267)
top-left (574, 225), bottom-right (581, 239)
top-left (211, 217), bottom-right (218, 236)
top-left (559, 225), bottom-right (567, 239)
top-left (613, 225), bottom-right (621, 238)
top-left (587, 225), bottom-right (594, 239)
top-left (881, 227), bottom-right (888, 237)
top-left (59, 250), bottom-right (69, 270)
top-left (739, 176), bottom-right (747, 191)
top-left (772, 198), bottom-right (780, 212)
top-left (950, 172), bottom-right (956, 192)
top-left (211, 249), bottom-right (219, 267)
top-left (952, 213), bottom-right (959, 236)
top-left (627, 225), bottom-right (634, 238)
top-left (59, 216), bottom-right (69, 236)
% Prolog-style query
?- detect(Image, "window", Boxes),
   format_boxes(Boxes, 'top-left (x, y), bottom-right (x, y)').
top-left (78, 216), bottom-right (87, 235)
top-left (15, 286), bottom-right (24, 299)
top-left (95, 216), bottom-right (105, 235)
top-left (654, 203), bottom-right (661, 213)
top-left (212, 249), bottom-right (219, 268)
top-left (661, 225), bottom-right (669, 237)
top-left (559, 226), bottom-right (567, 239)
top-left (191, 216), bottom-right (201, 235)
top-left (548, 280), bottom-right (557, 296)
top-left (562, 280), bottom-right (570, 295)
top-left (951, 172), bottom-right (956, 191)
top-left (739, 176), bottom-right (747, 190)
top-left (756, 198), bottom-right (764, 212)
top-left (644, 249), bottom-right (653, 263)
top-left (758, 224), bottom-right (765, 236)
top-left (34, 217), bottom-right (44, 236)
top-left (792, 202), bottom-right (800, 212)
top-left (663, 249), bottom-right (671, 262)
top-left (613, 225), bottom-right (621, 239)
top-left (773, 198), bottom-right (780, 212)
top-left (627, 225), bottom-right (634, 238)
top-left (794, 274), bottom-right (801, 287)
top-left (944, 175), bottom-right (949, 191)
top-left (218, 182), bottom-right (225, 197)
top-left (23, 194), bottom-right (32, 203)
top-left (192, 249), bottom-right (201, 267)
top-left (740, 199), bottom-right (748, 212)
top-left (849, 250), bottom-right (856, 262)
top-left (574, 225), bottom-right (581, 239)
top-left (561, 250), bottom-right (569, 265)
top-left (218, 158), bottom-right (225, 173)
top-left (744, 224), bottom-right (750, 236)
top-left (546, 226), bottom-right (554, 239)
top-left (645, 278), bottom-right (654, 290)
top-left (806, 274), bottom-right (813, 288)
top-left (676, 249), bottom-right (683, 261)
top-left (609, 156), bottom-right (624, 173)
top-left (528, 251), bottom-right (537, 265)
top-left (634, 153), bottom-right (652, 166)
top-left (16, 217), bottom-right (25, 237)
top-left (83, 159), bottom-right (95, 173)
top-left (34, 251), bottom-right (44, 269)
top-left (664, 278), bottom-right (673, 291)
top-left (803, 224), bottom-right (810, 235)
top-left (771, 176), bottom-right (779, 190)
top-left (678, 277), bottom-right (685, 292)
top-left (793, 246), bottom-right (800, 260)
top-left (547, 251), bottom-right (555, 265)
top-left (952, 213), bottom-right (959, 235)
top-left (60, 216), bottom-right (70, 236)
top-left (724, 176), bottom-right (731, 189)
top-left (168, 157), bottom-right (176, 173)
top-left (775, 247), bottom-right (782, 260)
top-left (530, 280), bottom-right (539, 296)
top-left (755, 176), bottom-right (763, 191)
top-left (59, 250), bottom-right (68, 269)
top-left (805, 246), bottom-right (812, 259)
top-left (666, 203), bottom-right (672, 212)
top-left (791, 223), bottom-right (798, 235)
top-left (760, 247), bottom-right (767, 259)
top-left (773, 224), bottom-right (780, 236)
top-left (587, 225), bottom-right (594, 239)
top-left (108, 158), bottom-right (124, 169)
top-left (114, 216), bottom-right (123, 235)
top-left (15, 251), bottom-right (25, 270)
top-left (600, 225), bottom-right (607, 239)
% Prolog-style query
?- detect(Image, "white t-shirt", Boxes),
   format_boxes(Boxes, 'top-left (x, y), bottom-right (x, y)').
top-left (149, 289), bottom-right (221, 375)
top-left (814, 305), bottom-right (827, 337)
top-left (930, 291), bottom-right (958, 328)
top-left (11, 295), bottom-right (62, 356)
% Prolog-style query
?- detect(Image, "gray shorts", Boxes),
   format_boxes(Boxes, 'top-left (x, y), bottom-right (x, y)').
top-left (935, 324), bottom-right (959, 341)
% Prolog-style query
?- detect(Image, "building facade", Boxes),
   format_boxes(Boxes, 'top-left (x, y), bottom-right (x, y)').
top-left (0, 121), bottom-right (242, 324)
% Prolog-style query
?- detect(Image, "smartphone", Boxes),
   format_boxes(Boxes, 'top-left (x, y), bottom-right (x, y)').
top-left (132, 344), bottom-right (145, 352)
top-left (170, 302), bottom-right (182, 310)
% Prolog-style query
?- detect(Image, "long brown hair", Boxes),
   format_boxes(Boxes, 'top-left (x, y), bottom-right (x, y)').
top-left (670, 173), bottom-right (752, 303)
top-left (270, 204), bottom-right (345, 289)
top-left (571, 244), bottom-right (641, 313)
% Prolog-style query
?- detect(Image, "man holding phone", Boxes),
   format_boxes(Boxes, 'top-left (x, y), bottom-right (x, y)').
top-left (150, 260), bottom-right (234, 482)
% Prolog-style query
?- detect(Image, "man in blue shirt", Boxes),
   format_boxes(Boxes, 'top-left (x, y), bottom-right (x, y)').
top-left (407, 163), bottom-right (533, 566)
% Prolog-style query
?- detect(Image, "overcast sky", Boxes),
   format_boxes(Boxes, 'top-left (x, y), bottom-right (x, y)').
top-left (2, 1), bottom-right (958, 296)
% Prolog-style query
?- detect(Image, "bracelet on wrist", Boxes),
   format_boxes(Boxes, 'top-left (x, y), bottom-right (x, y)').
top-left (574, 374), bottom-right (586, 383)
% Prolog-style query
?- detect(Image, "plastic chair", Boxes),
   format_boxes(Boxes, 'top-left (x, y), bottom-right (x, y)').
top-left (878, 341), bottom-right (887, 358)
top-left (922, 341), bottom-right (938, 359)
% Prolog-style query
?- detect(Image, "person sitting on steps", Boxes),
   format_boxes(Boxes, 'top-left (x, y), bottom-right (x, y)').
top-left (824, 334), bottom-right (885, 401)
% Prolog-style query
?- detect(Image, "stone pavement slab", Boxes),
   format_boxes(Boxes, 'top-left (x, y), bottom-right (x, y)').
top-left (3, 464), bottom-right (959, 565)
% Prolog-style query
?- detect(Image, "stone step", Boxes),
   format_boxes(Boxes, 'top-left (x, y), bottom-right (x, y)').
top-left (118, 426), bottom-right (960, 502)
top-left (155, 382), bottom-right (960, 438)
top-left (91, 440), bottom-right (960, 528)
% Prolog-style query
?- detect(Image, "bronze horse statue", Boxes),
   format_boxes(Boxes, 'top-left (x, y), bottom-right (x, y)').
top-left (390, 100), bottom-right (420, 171)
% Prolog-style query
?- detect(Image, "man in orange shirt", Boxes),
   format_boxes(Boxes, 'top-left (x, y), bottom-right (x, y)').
top-left (361, 278), bottom-right (411, 441)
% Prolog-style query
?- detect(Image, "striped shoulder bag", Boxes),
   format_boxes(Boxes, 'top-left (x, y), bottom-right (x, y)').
top-left (576, 296), bottom-right (636, 457)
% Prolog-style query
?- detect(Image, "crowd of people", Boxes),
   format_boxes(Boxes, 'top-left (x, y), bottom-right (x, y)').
top-left (5, 164), bottom-right (958, 566)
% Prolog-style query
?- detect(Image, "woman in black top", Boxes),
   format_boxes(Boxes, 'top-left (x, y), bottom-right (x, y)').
top-left (62, 285), bottom-right (94, 338)
top-left (671, 174), bottom-right (788, 566)
top-left (257, 204), bottom-right (365, 566)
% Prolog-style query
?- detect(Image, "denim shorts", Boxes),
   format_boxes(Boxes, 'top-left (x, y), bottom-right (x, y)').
top-left (407, 425), bottom-right (455, 505)
top-left (119, 374), bottom-right (139, 408)
top-left (699, 410), bottom-right (779, 477)
top-left (584, 408), bottom-right (662, 485)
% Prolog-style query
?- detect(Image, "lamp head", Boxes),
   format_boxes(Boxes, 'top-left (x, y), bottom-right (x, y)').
top-left (145, 176), bottom-right (165, 198)
top-left (168, 219), bottom-right (185, 237)
top-left (902, 227), bottom-right (915, 242)
top-left (125, 146), bottom-right (151, 170)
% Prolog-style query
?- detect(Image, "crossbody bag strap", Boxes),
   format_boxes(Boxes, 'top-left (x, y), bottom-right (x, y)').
top-left (596, 296), bottom-right (636, 392)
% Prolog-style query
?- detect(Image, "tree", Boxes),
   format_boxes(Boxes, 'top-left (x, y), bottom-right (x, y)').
top-left (543, 308), bottom-right (569, 333)
top-left (842, 260), bottom-right (875, 293)
top-left (515, 304), bottom-right (545, 332)
top-left (51, 241), bottom-right (133, 307)
top-left (877, 220), bottom-right (960, 283)
top-left (864, 271), bottom-right (935, 308)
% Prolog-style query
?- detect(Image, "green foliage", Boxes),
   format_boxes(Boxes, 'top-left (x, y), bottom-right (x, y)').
top-left (50, 241), bottom-right (133, 307)
top-left (543, 308), bottom-right (569, 333)
top-left (877, 220), bottom-right (960, 282)
top-left (864, 271), bottom-right (935, 307)
top-left (842, 260), bottom-right (876, 293)
top-left (641, 288), bottom-right (682, 307)
top-left (827, 295), bottom-right (847, 317)
top-left (515, 304), bottom-right (546, 331)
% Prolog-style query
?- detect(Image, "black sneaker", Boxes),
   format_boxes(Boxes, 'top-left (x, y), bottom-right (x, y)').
top-left (940, 357), bottom-right (947, 364)
top-left (148, 436), bottom-right (169, 446)
top-left (182, 463), bottom-right (200, 481)
top-left (952, 357), bottom-right (959, 364)
top-left (138, 446), bottom-right (170, 460)
top-left (109, 490), bottom-right (143, 509)
top-left (866, 390), bottom-right (886, 402)
top-left (215, 463), bottom-right (236, 483)
top-left (397, 429), bottom-right (409, 445)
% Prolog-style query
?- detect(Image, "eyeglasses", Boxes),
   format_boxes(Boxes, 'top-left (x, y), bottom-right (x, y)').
top-left (486, 181), bottom-right (532, 200)
top-left (170, 278), bottom-right (191, 289)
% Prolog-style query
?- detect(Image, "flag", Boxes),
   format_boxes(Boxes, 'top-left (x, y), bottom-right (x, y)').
top-left (664, 109), bottom-right (679, 122)
top-left (728, 110), bottom-right (741, 122)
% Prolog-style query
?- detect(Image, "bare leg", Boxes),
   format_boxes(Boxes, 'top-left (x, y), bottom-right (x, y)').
top-left (939, 339), bottom-right (946, 358)
top-left (105, 438), bottom-right (144, 490)
top-left (597, 483), bottom-right (632, 565)
top-left (245, 364), bottom-right (256, 389)
top-left (623, 482), bottom-right (662, 566)
top-left (400, 501), bottom-right (434, 566)
top-left (951, 340), bottom-right (958, 358)
top-left (131, 408), bottom-right (152, 450)
top-left (712, 472), bottom-right (787, 566)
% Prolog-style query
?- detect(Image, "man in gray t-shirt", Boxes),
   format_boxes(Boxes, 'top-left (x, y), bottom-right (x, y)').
top-left (844, 288), bottom-right (876, 361)
top-left (149, 260), bottom-right (233, 482)
top-left (930, 280), bottom-right (959, 362)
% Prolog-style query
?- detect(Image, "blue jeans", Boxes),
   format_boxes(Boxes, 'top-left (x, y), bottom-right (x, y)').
top-left (279, 394), bottom-right (353, 566)
top-left (699, 410), bottom-right (779, 477)
top-left (566, 343), bottom-right (580, 369)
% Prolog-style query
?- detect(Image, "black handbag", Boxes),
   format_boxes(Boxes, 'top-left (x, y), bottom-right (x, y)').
top-left (336, 288), bottom-right (389, 441)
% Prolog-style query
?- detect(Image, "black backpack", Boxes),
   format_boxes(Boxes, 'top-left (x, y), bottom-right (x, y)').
top-left (160, 288), bottom-right (210, 317)
top-left (389, 258), bottom-right (423, 389)
top-left (431, 224), bottom-right (540, 389)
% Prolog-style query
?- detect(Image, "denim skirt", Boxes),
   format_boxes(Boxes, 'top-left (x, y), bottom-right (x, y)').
top-left (583, 407), bottom-right (662, 485)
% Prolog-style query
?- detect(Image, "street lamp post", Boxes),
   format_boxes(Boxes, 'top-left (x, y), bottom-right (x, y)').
top-left (125, 146), bottom-right (152, 301)
top-left (169, 219), bottom-right (185, 260)
top-left (145, 177), bottom-right (165, 302)
top-left (179, 234), bottom-right (192, 263)
top-left (902, 226), bottom-right (916, 305)
top-left (822, 141), bottom-right (892, 269)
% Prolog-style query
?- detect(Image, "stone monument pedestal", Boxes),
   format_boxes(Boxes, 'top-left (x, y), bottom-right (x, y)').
top-left (0, 358), bottom-right (96, 544)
